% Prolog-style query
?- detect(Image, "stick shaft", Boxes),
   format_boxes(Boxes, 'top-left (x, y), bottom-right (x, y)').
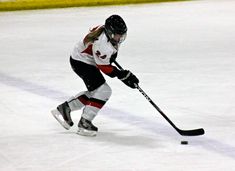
top-left (114, 61), bottom-right (205, 136)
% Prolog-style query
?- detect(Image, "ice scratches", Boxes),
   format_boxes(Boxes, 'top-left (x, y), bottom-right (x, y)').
top-left (1, 72), bottom-right (235, 160)
top-left (102, 108), bottom-right (235, 160)
top-left (48, 146), bottom-right (108, 171)
top-left (0, 72), bottom-right (69, 101)
top-left (0, 151), bottom-right (17, 171)
top-left (96, 131), bottom-right (161, 148)
top-left (192, 138), bottom-right (235, 160)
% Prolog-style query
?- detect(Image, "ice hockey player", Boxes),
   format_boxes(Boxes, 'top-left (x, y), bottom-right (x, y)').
top-left (51, 14), bottom-right (139, 136)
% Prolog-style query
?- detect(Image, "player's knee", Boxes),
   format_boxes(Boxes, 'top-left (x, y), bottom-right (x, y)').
top-left (93, 82), bottom-right (112, 101)
top-left (100, 82), bottom-right (112, 99)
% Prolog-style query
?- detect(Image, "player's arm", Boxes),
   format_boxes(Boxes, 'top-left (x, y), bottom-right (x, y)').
top-left (93, 50), bottom-right (120, 78)
top-left (93, 46), bottom-right (139, 88)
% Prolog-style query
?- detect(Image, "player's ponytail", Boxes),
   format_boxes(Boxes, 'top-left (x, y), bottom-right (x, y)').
top-left (83, 26), bottom-right (105, 45)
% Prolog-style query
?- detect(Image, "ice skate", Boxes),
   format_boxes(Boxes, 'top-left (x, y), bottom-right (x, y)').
top-left (77, 117), bottom-right (98, 136)
top-left (51, 102), bottom-right (74, 130)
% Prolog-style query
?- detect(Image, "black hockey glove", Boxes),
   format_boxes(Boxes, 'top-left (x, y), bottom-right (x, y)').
top-left (117, 70), bottom-right (139, 89)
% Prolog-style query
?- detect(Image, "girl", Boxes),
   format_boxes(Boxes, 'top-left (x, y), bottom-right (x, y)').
top-left (51, 15), bottom-right (139, 136)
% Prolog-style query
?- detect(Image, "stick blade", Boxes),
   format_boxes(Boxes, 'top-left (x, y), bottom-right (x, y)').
top-left (178, 128), bottom-right (205, 136)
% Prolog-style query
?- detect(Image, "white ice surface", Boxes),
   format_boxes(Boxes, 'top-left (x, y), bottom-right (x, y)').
top-left (0, 0), bottom-right (235, 170)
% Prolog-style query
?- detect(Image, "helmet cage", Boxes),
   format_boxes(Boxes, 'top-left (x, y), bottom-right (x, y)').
top-left (105, 27), bottom-right (127, 45)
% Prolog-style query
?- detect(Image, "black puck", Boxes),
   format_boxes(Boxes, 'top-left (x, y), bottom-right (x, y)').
top-left (181, 141), bottom-right (188, 145)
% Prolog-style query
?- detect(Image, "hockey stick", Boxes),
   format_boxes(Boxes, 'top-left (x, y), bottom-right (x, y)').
top-left (114, 61), bottom-right (205, 136)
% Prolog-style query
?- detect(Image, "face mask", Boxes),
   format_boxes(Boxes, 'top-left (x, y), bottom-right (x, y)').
top-left (109, 33), bottom-right (127, 45)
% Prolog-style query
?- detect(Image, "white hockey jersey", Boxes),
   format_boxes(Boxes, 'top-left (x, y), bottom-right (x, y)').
top-left (71, 26), bottom-right (119, 76)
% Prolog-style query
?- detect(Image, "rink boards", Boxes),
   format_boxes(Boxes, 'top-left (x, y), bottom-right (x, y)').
top-left (0, 0), bottom-right (187, 11)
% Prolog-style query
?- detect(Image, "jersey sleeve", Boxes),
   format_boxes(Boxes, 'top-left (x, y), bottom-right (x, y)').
top-left (92, 39), bottom-right (120, 77)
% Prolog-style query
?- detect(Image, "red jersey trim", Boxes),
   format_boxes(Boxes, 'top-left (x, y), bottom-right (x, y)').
top-left (97, 65), bottom-right (114, 74)
top-left (81, 44), bottom-right (93, 56)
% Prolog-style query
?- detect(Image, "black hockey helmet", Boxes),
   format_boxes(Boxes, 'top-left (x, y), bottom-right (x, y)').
top-left (104, 15), bottom-right (127, 45)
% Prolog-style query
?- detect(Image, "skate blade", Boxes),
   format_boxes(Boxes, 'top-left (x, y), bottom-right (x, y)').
top-left (51, 109), bottom-right (71, 130)
top-left (77, 127), bottom-right (97, 137)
